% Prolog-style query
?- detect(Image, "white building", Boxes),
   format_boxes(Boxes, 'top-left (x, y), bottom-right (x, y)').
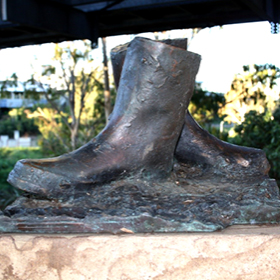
top-left (0, 81), bottom-right (48, 110)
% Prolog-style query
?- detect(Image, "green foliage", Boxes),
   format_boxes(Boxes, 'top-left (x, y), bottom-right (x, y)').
top-left (0, 73), bottom-right (18, 98)
top-left (0, 147), bottom-right (43, 210)
top-left (232, 110), bottom-right (271, 148)
top-left (237, 64), bottom-right (280, 107)
top-left (0, 73), bottom-right (42, 101)
top-left (206, 125), bottom-right (229, 142)
top-left (32, 40), bottom-right (108, 151)
top-left (231, 106), bottom-right (280, 184)
top-left (32, 45), bottom-right (117, 157)
top-left (221, 64), bottom-right (280, 124)
top-left (0, 108), bottom-right (39, 137)
top-left (34, 107), bottom-right (72, 157)
top-left (189, 85), bottom-right (225, 130)
top-left (243, 64), bottom-right (280, 90)
top-left (33, 83), bottom-right (113, 157)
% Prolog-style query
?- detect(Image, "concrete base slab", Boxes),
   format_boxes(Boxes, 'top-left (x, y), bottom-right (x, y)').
top-left (1, 225), bottom-right (280, 280)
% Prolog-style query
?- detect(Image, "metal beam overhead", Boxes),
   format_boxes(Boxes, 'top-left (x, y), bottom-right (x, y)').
top-left (0, 0), bottom-right (279, 49)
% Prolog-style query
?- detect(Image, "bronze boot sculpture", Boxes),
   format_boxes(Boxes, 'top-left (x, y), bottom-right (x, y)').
top-left (3, 37), bottom-right (280, 234)
top-left (111, 39), bottom-right (270, 182)
top-left (8, 37), bottom-right (201, 198)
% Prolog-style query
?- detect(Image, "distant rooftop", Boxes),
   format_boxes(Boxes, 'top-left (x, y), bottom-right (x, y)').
top-left (0, 0), bottom-right (279, 48)
top-left (0, 81), bottom-right (48, 108)
top-left (1, 81), bottom-right (47, 93)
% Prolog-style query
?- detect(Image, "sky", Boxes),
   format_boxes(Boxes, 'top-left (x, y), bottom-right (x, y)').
top-left (0, 21), bottom-right (279, 94)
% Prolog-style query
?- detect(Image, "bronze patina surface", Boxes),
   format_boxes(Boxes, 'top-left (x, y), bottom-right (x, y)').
top-left (1, 37), bottom-right (280, 233)
top-left (112, 38), bottom-right (271, 181)
top-left (8, 37), bottom-right (201, 198)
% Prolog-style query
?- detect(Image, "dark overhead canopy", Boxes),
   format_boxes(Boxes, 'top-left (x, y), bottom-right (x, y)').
top-left (0, 0), bottom-right (279, 48)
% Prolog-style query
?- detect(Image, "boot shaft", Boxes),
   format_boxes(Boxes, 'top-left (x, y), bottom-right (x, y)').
top-left (111, 38), bottom-right (188, 90)
top-left (105, 37), bottom-right (201, 175)
top-left (108, 37), bottom-right (200, 131)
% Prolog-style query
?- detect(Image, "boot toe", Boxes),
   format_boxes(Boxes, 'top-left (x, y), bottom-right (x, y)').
top-left (8, 159), bottom-right (67, 198)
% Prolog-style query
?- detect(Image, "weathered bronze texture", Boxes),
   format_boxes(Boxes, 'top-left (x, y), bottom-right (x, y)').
top-left (2, 37), bottom-right (279, 234)
top-left (174, 110), bottom-right (270, 180)
top-left (7, 37), bottom-right (201, 199)
top-left (111, 38), bottom-right (271, 181)
top-left (2, 174), bottom-right (279, 233)
top-left (111, 38), bottom-right (188, 90)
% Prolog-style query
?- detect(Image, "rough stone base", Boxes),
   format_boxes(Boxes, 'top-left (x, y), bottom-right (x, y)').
top-left (1, 225), bottom-right (280, 280)
top-left (1, 176), bottom-right (280, 233)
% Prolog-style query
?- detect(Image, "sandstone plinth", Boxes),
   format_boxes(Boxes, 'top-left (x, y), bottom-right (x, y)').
top-left (1, 225), bottom-right (280, 280)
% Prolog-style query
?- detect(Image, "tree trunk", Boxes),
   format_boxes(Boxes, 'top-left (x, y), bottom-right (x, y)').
top-left (102, 37), bottom-right (111, 124)
top-left (70, 126), bottom-right (78, 151)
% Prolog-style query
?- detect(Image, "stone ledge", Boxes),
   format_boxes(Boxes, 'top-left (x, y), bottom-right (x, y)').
top-left (1, 225), bottom-right (280, 280)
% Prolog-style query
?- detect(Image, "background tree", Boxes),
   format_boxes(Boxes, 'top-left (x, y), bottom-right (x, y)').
top-left (102, 37), bottom-right (112, 124)
top-left (188, 83), bottom-right (227, 139)
top-left (189, 83), bottom-right (225, 127)
top-left (28, 40), bottom-right (105, 153)
top-left (220, 64), bottom-right (280, 124)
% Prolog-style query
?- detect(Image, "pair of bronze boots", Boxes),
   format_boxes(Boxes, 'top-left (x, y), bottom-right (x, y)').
top-left (8, 37), bottom-right (270, 199)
